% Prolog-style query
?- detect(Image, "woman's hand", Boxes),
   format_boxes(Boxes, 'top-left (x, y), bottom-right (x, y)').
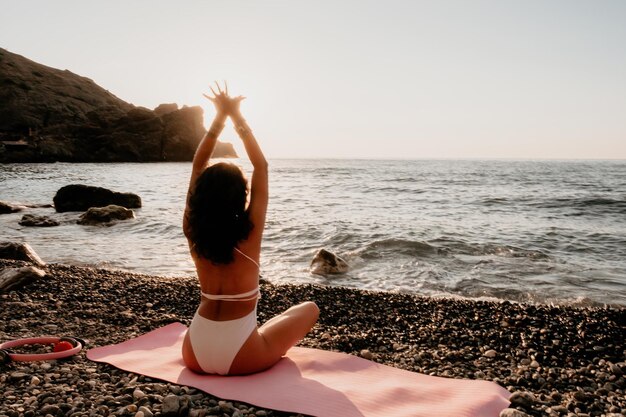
top-left (203, 81), bottom-right (245, 118)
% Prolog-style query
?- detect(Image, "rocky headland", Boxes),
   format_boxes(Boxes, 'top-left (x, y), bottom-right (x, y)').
top-left (0, 48), bottom-right (236, 162)
top-left (0, 256), bottom-right (624, 417)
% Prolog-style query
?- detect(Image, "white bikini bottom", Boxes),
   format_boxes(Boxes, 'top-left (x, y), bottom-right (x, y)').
top-left (188, 307), bottom-right (258, 375)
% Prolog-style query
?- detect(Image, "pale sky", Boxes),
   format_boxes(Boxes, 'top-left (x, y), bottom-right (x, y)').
top-left (2, 0), bottom-right (625, 159)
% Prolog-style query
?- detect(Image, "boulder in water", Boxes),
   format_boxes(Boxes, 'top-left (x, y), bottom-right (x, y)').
top-left (0, 266), bottom-right (46, 292)
top-left (0, 242), bottom-right (45, 266)
top-left (19, 214), bottom-right (60, 227)
top-left (54, 184), bottom-right (141, 212)
top-left (310, 249), bottom-right (349, 275)
top-left (77, 204), bottom-right (135, 225)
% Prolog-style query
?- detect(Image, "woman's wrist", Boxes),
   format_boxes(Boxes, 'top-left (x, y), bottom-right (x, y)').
top-left (207, 116), bottom-right (226, 137)
top-left (214, 112), bottom-right (228, 124)
top-left (233, 117), bottom-right (252, 137)
top-left (230, 112), bottom-right (245, 125)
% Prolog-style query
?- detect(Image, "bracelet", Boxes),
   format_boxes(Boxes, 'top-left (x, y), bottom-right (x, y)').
top-left (234, 120), bottom-right (252, 137)
top-left (207, 120), bottom-right (225, 137)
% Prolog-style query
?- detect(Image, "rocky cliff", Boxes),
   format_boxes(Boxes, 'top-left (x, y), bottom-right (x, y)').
top-left (0, 48), bottom-right (236, 162)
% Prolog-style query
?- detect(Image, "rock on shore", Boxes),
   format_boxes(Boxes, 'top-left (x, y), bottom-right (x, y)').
top-left (0, 259), bottom-right (624, 417)
top-left (0, 242), bottom-right (45, 266)
top-left (0, 265), bottom-right (46, 292)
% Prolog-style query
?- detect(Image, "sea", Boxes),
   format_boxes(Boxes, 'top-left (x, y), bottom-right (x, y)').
top-left (1, 159), bottom-right (625, 307)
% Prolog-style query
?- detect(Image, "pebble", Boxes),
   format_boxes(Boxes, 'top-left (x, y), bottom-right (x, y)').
top-left (529, 360), bottom-right (540, 368)
top-left (573, 391), bottom-right (589, 402)
top-left (40, 405), bottom-right (60, 414)
top-left (9, 372), bottom-right (28, 381)
top-left (499, 409), bottom-right (530, 417)
top-left (219, 401), bottom-right (235, 412)
top-left (133, 389), bottom-right (146, 400)
top-left (484, 349), bottom-right (497, 358)
top-left (609, 363), bottom-right (623, 376)
top-left (509, 391), bottom-right (536, 409)
top-left (161, 395), bottom-right (179, 416)
top-left (29, 376), bottom-right (40, 386)
top-left (1, 260), bottom-right (624, 417)
top-left (360, 349), bottom-right (374, 360)
top-left (138, 406), bottom-right (153, 417)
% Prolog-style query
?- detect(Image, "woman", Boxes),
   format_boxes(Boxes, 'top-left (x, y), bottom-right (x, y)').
top-left (181, 82), bottom-right (319, 375)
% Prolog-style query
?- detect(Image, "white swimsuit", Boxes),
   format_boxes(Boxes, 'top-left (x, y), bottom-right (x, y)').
top-left (188, 248), bottom-right (260, 375)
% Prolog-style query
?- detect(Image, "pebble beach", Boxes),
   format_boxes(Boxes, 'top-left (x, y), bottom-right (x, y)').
top-left (1, 259), bottom-right (625, 417)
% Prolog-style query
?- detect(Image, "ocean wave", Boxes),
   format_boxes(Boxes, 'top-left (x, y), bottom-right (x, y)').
top-left (479, 197), bottom-right (509, 206)
top-left (429, 238), bottom-right (551, 260)
top-left (362, 186), bottom-right (426, 194)
top-left (384, 177), bottom-right (418, 183)
top-left (352, 237), bottom-right (551, 261)
top-left (531, 197), bottom-right (626, 213)
top-left (353, 238), bottom-right (443, 259)
top-left (446, 277), bottom-right (622, 307)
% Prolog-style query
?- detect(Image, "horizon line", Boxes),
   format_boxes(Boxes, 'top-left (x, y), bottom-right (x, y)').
top-left (225, 156), bottom-right (626, 162)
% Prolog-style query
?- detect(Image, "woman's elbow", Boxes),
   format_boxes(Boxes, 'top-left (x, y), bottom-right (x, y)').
top-left (255, 159), bottom-right (269, 171)
top-left (192, 159), bottom-right (207, 173)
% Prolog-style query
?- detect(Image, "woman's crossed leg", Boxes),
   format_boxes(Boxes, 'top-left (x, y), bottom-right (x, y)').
top-left (228, 301), bottom-right (319, 375)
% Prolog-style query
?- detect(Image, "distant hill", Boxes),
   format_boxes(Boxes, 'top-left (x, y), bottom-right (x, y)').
top-left (0, 48), bottom-right (236, 162)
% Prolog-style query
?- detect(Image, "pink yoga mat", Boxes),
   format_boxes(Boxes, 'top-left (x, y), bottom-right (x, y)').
top-left (87, 323), bottom-right (510, 417)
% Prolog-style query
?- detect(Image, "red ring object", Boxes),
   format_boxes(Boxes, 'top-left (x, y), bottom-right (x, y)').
top-left (0, 337), bottom-right (82, 361)
top-left (53, 341), bottom-right (74, 352)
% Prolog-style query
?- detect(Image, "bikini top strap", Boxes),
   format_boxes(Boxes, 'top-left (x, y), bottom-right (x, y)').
top-left (199, 248), bottom-right (260, 302)
top-left (201, 286), bottom-right (260, 301)
top-left (234, 247), bottom-right (260, 269)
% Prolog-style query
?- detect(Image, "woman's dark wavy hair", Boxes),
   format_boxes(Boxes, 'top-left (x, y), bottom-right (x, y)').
top-left (187, 162), bottom-right (253, 264)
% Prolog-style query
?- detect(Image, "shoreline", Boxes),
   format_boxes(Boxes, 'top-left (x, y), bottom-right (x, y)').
top-left (1, 259), bottom-right (625, 416)
top-left (3, 159), bottom-right (625, 309)
top-left (1, 254), bottom-right (620, 309)
top-left (50, 264), bottom-right (626, 309)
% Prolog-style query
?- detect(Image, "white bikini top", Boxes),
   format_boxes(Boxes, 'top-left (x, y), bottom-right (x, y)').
top-left (201, 247), bottom-right (260, 302)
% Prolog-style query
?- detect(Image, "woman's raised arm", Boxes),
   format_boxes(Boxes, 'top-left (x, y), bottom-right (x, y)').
top-left (190, 84), bottom-right (231, 182)
top-left (183, 83), bottom-right (229, 236)
top-left (230, 102), bottom-right (269, 246)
